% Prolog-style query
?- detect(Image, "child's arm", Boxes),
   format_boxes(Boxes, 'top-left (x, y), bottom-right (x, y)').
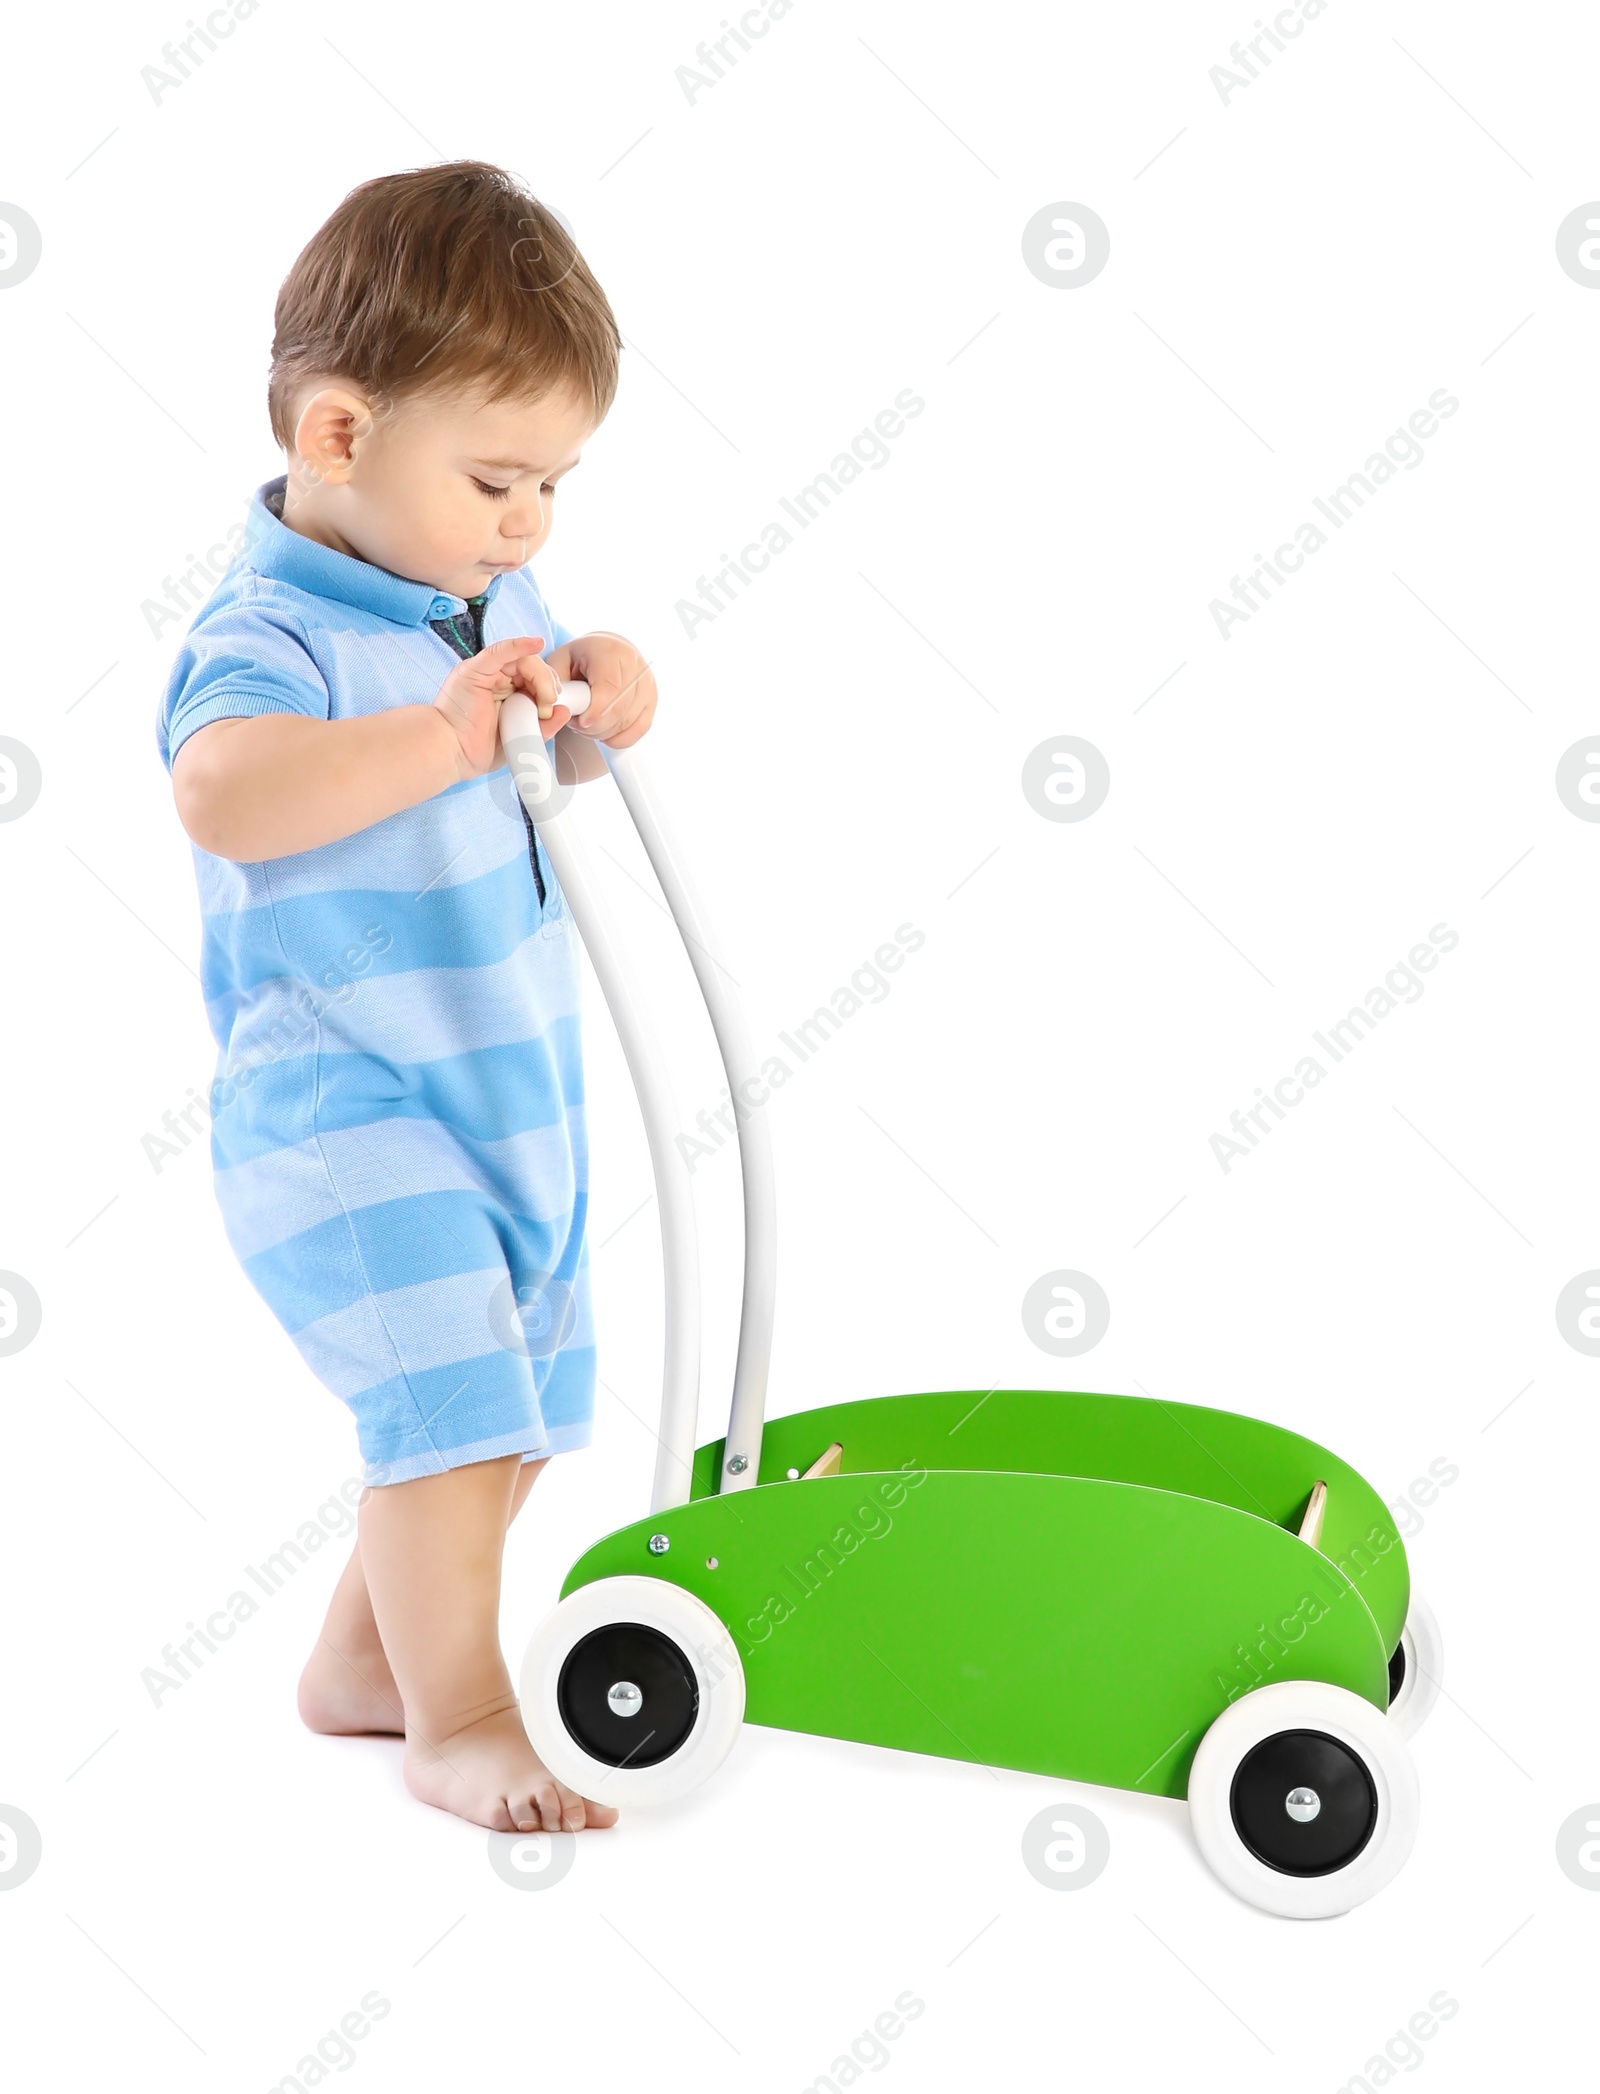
top-left (172, 636), bottom-right (566, 862)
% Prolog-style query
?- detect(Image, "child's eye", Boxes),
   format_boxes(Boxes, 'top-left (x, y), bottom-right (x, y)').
top-left (472, 478), bottom-right (513, 501)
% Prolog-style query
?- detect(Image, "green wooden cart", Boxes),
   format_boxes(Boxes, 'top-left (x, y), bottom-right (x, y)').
top-left (503, 688), bottom-right (1439, 1918)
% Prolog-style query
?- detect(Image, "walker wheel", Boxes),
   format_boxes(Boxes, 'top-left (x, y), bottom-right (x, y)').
top-left (558, 1621), bottom-right (699, 1770)
top-left (1188, 1680), bottom-right (1419, 1918)
top-left (519, 1574), bottom-right (745, 1806)
top-left (1386, 1590), bottom-right (1443, 1740)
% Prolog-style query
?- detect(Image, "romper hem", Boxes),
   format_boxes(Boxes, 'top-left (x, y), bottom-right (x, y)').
top-left (362, 1418), bottom-right (594, 1488)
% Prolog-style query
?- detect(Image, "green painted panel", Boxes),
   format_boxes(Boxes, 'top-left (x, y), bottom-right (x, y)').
top-left (687, 1389), bottom-right (1408, 1653)
top-left (561, 1455), bottom-right (1394, 1799)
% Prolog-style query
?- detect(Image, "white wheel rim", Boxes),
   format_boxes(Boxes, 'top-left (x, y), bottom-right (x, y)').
top-left (1388, 1591), bottom-right (1444, 1741)
top-left (518, 1576), bottom-right (745, 1807)
top-left (1188, 1680), bottom-right (1420, 1918)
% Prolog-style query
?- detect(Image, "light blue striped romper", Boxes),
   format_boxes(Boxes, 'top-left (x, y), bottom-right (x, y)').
top-left (157, 474), bottom-right (595, 1484)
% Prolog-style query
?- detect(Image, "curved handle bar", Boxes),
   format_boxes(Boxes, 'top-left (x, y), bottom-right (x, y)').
top-left (499, 685), bottom-right (774, 1509)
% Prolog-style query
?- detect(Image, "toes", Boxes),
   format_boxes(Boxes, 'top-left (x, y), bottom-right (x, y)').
top-left (536, 1782), bottom-right (591, 1832)
top-left (506, 1784), bottom-right (544, 1833)
top-left (495, 1785), bottom-right (617, 1834)
top-left (532, 1783), bottom-right (565, 1832)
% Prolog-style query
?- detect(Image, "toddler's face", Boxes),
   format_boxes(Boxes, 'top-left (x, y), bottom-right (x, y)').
top-left (296, 378), bottom-right (597, 601)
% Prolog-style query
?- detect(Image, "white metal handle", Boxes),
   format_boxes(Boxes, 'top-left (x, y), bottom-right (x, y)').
top-left (500, 686), bottom-right (700, 1512)
top-left (598, 734), bottom-right (775, 1499)
top-left (499, 682), bottom-right (775, 1507)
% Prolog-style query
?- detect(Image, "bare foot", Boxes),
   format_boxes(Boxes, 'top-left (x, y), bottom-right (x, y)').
top-left (298, 1634), bottom-right (406, 1736)
top-left (404, 1702), bottom-right (619, 1832)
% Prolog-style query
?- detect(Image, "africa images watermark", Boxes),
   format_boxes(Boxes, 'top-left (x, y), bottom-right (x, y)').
top-left (1210, 923), bottom-right (1459, 1173)
top-left (141, 922), bottom-right (394, 1173)
top-left (677, 922), bottom-right (925, 1172)
top-left (1335, 1990), bottom-right (1459, 2092)
top-left (802, 1989), bottom-right (926, 2094)
top-left (269, 1990), bottom-right (392, 2094)
top-left (1208, 388), bottom-right (1459, 640)
top-left (731, 1459), bottom-right (928, 1658)
top-left (140, 385), bottom-right (424, 643)
top-left (1209, 0), bottom-right (1331, 107)
top-left (1387, 1454), bottom-right (1459, 1543)
top-left (141, 0), bottom-right (264, 104)
top-left (1209, 1496), bottom-right (1415, 1706)
top-left (141, 519), bottom-right (250, 640)
top-left (674, 388), bottom-right (926, 639)
top-left (141, 1477), bottom-right (364, 1707)
top-left (676, 0), bottom-right (797, 105)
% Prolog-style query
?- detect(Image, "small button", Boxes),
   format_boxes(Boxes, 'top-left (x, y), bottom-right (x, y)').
top-left (429, 596), bottom-right (454, 618)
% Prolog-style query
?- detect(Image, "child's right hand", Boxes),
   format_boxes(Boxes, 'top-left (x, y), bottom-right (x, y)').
top-left (432, 636), bottom-right (571, 781)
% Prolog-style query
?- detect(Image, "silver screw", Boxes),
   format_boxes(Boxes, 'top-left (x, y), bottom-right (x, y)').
top-left (647, 1533), bottom-right (670, 1554)
top-left (1285, 1786), bottom-right (1321, 1823)
top-left (607, 1680), bottom-right (643, 1718)
top-left (726, 1453), bottom-right (749, 1475)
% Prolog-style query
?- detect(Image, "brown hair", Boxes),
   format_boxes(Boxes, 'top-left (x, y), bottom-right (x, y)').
top-left (267, 161), bottom-right (620, 450)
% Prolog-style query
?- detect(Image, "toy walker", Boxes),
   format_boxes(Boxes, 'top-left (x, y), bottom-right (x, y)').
top-left (500, 687), bottom-right (1441, 1918)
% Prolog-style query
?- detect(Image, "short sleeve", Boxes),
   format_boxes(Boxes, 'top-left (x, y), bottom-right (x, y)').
top-left (158, 596), bottom-right (330, 773)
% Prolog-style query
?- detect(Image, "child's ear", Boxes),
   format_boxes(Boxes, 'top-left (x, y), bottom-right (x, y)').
top-left (290, 384), bottom-right (372, 487)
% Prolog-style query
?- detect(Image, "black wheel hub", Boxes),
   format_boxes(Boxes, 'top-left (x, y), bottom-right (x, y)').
top-left (557, 1621), bottom-right (699, 1769)
top-left (1229, 1728), bottom-right (1378, 1876)
top-left (1388, 1636), bottom-right (1407, 1706)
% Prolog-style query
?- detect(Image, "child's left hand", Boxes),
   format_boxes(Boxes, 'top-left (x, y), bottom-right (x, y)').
top-left (544, 634), bottom-right (656, 749)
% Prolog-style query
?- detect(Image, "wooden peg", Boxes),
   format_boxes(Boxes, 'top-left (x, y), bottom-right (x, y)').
top-left (1297, 1480), bottom-right (1327, 1550)
top-left (800, 1441), bottom-right (843, 1480)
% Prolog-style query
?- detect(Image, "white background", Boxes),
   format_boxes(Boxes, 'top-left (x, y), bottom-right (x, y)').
top-left (1, 0), bottom-right (1595, 2086)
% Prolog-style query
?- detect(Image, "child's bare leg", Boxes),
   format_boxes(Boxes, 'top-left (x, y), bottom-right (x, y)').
top-left (358, 1453), bottom-right (618, 1832)
top-left (299, 1456), bottom-right (545, 1736)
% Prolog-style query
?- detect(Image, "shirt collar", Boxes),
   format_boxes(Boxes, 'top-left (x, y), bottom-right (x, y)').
top-left (242, 474), bottom-right (504, 625)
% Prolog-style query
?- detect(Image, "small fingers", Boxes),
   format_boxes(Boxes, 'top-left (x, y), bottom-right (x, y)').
top-left (481, 634), bottom-right (547, 662)
top-left (465, 637), bottom-right (538, 676)
top-left (510, 650), bottom-right (569, 722)
top-left (593, 709), bottom-right (650, 750)
top-left (574, 665), bottom-right (656, 749)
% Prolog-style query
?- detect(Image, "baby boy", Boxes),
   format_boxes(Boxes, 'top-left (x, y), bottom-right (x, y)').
top-left (157, 160), bottom-right (651, 1835)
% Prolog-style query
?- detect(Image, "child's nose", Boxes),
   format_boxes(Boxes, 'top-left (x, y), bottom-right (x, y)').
top-left (501, 491), bottom-right (547, 545)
